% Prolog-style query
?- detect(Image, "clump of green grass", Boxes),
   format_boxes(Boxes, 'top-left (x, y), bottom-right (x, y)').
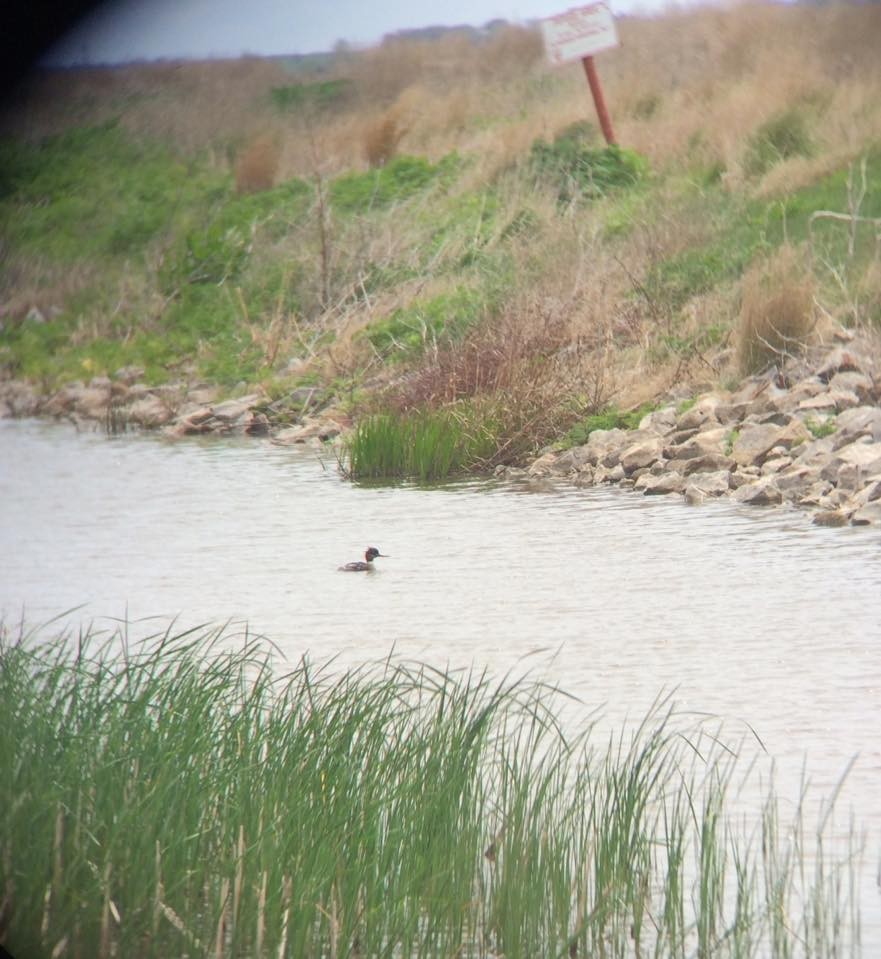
top-left (805, 415), bottom-right (837, 439)
top-left (0, 623), bottom-right (865, 959)
top-left (529, 125), bottom-right (648, 204)
top-left (269, 78), bottom-right (352, 112)
top-left (329, 153), bottom-right (459, 214)
top-left (562, 403), bottom-right (658, 447)
top-left (363, 286), bottom-right (488, 362)
top-left (344, 405), bottom-right (497, 480)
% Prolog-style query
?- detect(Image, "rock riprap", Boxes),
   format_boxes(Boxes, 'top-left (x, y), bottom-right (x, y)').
top-left (517, 345), bottom-right (881, 526)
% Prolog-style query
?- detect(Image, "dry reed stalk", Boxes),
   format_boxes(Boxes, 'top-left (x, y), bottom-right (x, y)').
top-left (255, 870), bottom-right (268, 957)
top-left (98, 861), bottom-right (111, 959)
top-left (152, 840), bottom-right (162, 940)
top-left (213, 877), bottom-right (230, 959)
top-left (277, 875), bottom-right (293, 959)
top-left (233, 824), bottom-right (245, 935)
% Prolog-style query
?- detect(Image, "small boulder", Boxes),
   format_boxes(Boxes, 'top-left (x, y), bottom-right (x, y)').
top-left (638, 406), bottom-right (677, 434)
top-left (128, 395), bottom-right (174, 428)
top-left (797, 390), bottom-right (860, 413)
top-left (619, 436), bottom-right (664, 474)
top-left (833, 406), bottom-right (881, 442)
top-left (851, 502), bottom-right (881, 526)
top-left (733, 477), bottom-right (783, 506)
top-left (210, 394), bottom-right (262, 423)
top-left (527, 451), bottom-right (560, 477)
top-left (684, 485), bottom-right (706, 506)
top-left (731, 420), bottom-right (810, 467)
top-left (634, 471), bottom-right (685, 495)
top-left (553, 446), bottom-right (591, 473)
top-left (584, 428), bottom-right (628, 467)
top-left (677, 395), bottom-right (720, 431)
top-left (829, 371), bottom-right (875, 403)
top-left (816, 348), bottom-right (862, 382)
top-left (74, 386), bottom-right (111, 420)
top-left (686, 470), bottom-right (732, 496)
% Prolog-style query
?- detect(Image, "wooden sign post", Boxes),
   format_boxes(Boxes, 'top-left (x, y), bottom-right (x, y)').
top-left (541, 3), bottom-right (620, 146)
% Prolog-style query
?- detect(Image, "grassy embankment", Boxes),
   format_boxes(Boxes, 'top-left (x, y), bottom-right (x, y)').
top-left (1, 4), bottom-right (880, 478)
top-left (0, 624), bottom-right (864, 958)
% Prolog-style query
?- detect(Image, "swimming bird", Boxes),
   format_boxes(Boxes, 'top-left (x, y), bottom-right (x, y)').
top-left (339, 547), bottom-right (387, 572)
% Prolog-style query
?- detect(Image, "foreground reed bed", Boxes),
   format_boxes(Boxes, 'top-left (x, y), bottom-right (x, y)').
top-left (0, 622), bottom-right (865, 958)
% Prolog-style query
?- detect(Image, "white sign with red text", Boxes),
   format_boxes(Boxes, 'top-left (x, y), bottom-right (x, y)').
top-left (541, 3), bottom-right (619, 65)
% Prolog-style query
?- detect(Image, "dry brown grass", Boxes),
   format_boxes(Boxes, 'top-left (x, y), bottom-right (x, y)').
top-left (6, 4), bottom-right (878, 185)
top-left (235, 134), bottom-right (280, 193)
top-left (737, 244), bottom-right (817, 374)
top-left (362, 109), bottom-right (406, 168)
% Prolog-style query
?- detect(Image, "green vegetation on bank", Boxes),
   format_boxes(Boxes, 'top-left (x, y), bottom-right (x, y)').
top-left (0, 624), bottom-right (864, 959)
top-left (344, 406), bottom-right (499, 480)
top-left (1, 11), bottom-right (880, 477)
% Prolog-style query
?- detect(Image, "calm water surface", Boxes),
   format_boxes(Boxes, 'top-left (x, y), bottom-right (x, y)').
top-left (2, 417), bottom-right (881, 936)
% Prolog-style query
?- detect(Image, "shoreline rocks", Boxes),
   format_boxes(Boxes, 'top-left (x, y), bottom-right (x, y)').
top-left (515, 341), bottom-right (881, 527)
top-left (4, 337), bottom-right (881, 526)
top-left (0, 371), bottom-right (347, 446)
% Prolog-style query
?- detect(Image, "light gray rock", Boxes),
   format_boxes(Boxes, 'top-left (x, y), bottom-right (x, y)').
top-left (733, 477), bottom-right (783, 505)
top-left (789, 377), bottom-right (828, 401)
top-left (686, 470), bottom-right (732, 496)
top-left (829, 370), bottom-right (875, 403)
top-left (584, 428), bottom-right (628, 467)
top-left (573, 466), bottom-right (595, 487)
top-left (684, 485), bottom-right (706, 505)
top-left (639, 406), bottom-right (677, 434)
top-left (714, 400), bottom-right (751, 425)
top-left (528, 451), bottom-right (561, 476)
top-left (851, 502), bottom-right (881, 526)
top-left (0, 381), bottom-right (40, 417)
top-left (187, 385), bottom-right (221, 405)
top-left (797, 390), bottom-right (860, 413)
top-left (676, 452), bottom-right (735, 475)
top-left (273, 420), bottom-right (336, 444)
top-left (798, 480), bottom-right (834, 506)
top-left (553, 446), bottom-right (591, 473)
top-left (791, 435), bottom-right (835, 467)
top-left (731, 420), bottom-right (810, 467)
top-left (73, 387), bottom-right (111, 419)
top-left (677, 395), bottom-right (721, 431)
top-left (619, 436), bottom-right (664, 474)
top-left (128, 395), bottom-right (174, 428)
top-left (634, 471), bottom-right (685, 495)
top-left (210, 394), bottom-right (262, 422)
top-left (593, 463), bottom-right (626, 484)
top-left (776, 466), bottom-right (822, 500)
top-left (664, 426), bottom-right (729, 461)
top-left (816, 347), bottom-right (863, 382)
top-left (761, 456), bottom-right (792, 475)
top-left (822, 440), bottom-right (881, 483)
top-left (833, 406), bottom-right (881, 442)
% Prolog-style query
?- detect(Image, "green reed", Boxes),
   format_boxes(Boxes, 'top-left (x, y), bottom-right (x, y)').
top-left (0, 623), bottom-right (866, 959)
top-left (344, 407), bottom-right (497, 481)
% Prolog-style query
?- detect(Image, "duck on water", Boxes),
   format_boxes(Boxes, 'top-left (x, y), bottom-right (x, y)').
top-left (339, 547), bottom-right (388, 572)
